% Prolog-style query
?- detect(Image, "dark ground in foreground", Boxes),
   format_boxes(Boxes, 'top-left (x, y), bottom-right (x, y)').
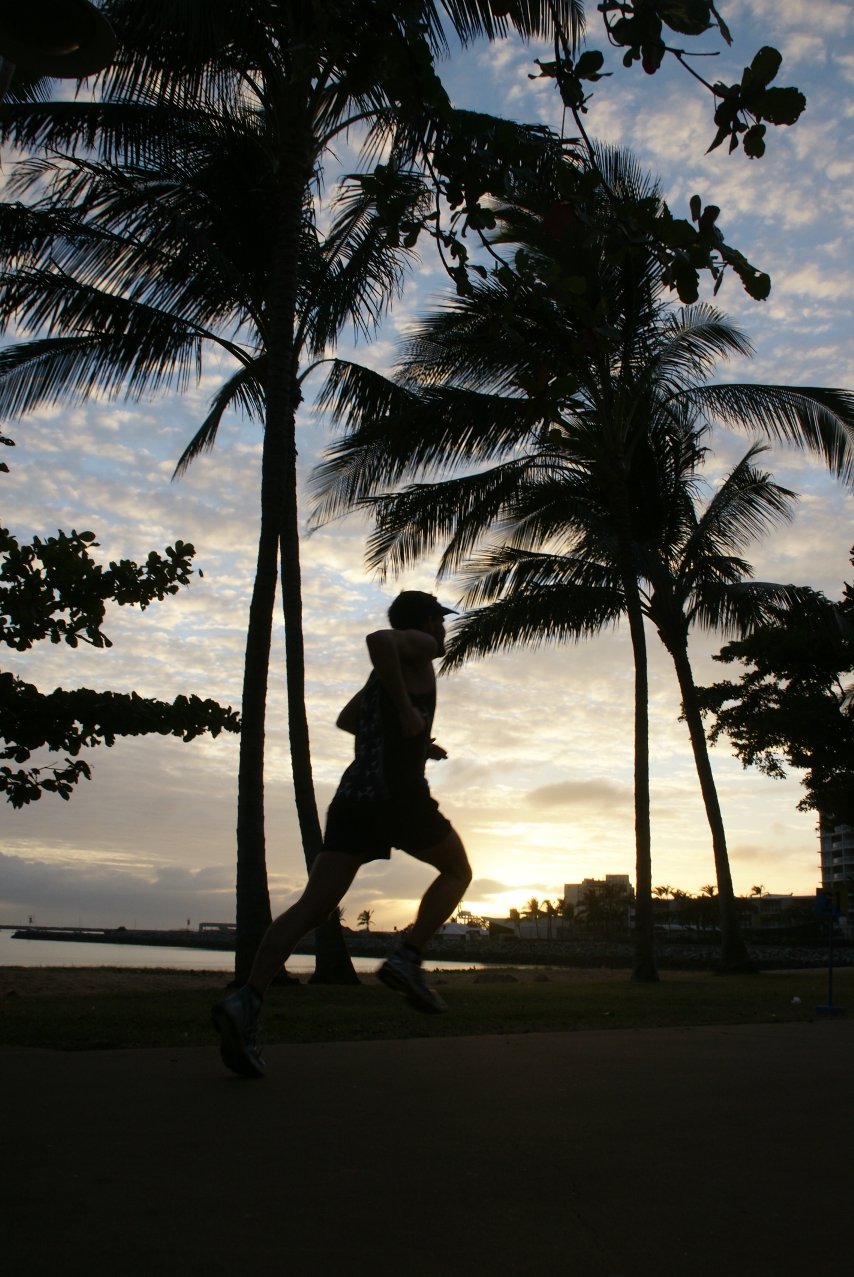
top-left (2, 1020), bottom-right (852, 1277)
top-left (0, 965), bottom-right (850, 1050)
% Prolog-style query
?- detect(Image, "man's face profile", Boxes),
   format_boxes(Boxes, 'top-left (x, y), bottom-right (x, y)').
top-left (423, 614), bottom-right (446, 657)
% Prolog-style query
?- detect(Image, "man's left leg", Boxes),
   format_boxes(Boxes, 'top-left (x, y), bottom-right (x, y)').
top-left (213, 851), bottom-right (365, 1077)
top-left (377, 829), bottom-right (471, 1013)
top-left (248, 851), bottom-right (366, 996)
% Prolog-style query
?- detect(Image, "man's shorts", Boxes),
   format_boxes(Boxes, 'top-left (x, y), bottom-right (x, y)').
top-left (323, 792), bottom-right (453, 863)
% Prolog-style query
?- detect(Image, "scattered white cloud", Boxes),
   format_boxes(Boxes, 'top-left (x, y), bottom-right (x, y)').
top-left (734, 1), bottom-right (851, 38)
top-left (526, 778), bottom-right (633, 811)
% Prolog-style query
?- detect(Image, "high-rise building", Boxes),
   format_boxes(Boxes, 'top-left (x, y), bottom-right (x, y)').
top-left (564, 874), bottom-right (632, 905)
top-left (819, 820), bottom-right (854, 888)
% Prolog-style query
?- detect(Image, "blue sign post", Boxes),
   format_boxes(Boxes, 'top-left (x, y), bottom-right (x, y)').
top-left (814, 888), bottom-right (848, 1016)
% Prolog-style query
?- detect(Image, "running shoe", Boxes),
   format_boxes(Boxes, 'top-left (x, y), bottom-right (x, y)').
top-left (377, 946), bottom-right (447, 1014)
top-left (212, 984), bottom-right (266, 1078)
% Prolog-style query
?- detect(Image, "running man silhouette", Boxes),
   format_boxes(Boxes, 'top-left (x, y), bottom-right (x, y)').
top-left (213, 591), bottom-right (472, 1077)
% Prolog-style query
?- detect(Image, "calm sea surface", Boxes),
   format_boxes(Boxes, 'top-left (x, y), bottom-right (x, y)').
top-left (0, 931), bottom-right (488, 972)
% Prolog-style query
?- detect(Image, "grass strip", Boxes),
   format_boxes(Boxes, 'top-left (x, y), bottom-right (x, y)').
top-left (0, 969), bottom-right (850, 1051)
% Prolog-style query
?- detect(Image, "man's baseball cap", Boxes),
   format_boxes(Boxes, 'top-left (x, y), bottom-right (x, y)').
top-left (388, 590), bottom-right (457, 630)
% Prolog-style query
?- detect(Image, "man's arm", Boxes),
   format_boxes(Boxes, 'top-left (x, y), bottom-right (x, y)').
top-left (365, 628), bottom-right (436, 737)
top-left (336, 687), bottom-right (364, 735)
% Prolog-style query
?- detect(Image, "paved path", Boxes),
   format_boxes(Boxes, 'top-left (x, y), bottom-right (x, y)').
top-left (3, 1021), bottom-right (852, 1276)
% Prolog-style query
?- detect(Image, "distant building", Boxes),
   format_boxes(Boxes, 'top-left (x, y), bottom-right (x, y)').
top-left (438, 918), bottom-right (487, 940)
top-left (817, 820), bottom-right (853, 930)
top-left (563, 874), bottom-right (633, 906)
top-left (480, 914), bottom-right (569, 940)
top-left (748, 894), bottom-right (814, 925)
top-left (819, 820), bottom-right (854, 889)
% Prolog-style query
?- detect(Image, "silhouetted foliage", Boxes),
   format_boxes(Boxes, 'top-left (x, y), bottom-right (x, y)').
top-left (697, 560), bottom-right (854, 826)
top-left (0, 458), bottom-right (238, 806)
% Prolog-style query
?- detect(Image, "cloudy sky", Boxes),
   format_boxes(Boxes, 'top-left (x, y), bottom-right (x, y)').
top-left (1, 0), bottom-right (852, 932)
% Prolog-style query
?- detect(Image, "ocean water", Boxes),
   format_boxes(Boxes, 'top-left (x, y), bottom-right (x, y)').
top-left (0, 931), bottom-right (488, 972)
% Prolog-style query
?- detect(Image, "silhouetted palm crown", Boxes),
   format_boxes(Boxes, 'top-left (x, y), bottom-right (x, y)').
top-left (0, 104), bottom-right (420, 464)
top-left (314, 148), bottom-right (854, 546)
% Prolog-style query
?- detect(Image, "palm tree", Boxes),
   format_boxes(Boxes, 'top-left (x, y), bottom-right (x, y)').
top-left (653, 885), bottom-right (672, 931)
top-left (357, 909), bottom-right (374, 931)
top-left (312, 149), bottom-right (854, 980)
top-left (557, 898), bottom-right (575, 936)
top-left (542, 898), bottom-right (562, 939)
top-left (524, 896), bottom-right (542, 938)
top-left (0, 0), bottom-right (574, 983)
top-left (638, 440), bottom-right (804, 970)
top-left (0, 101), bottom-right (422, 982)
top-left (377, 425), bottom-right (803, 969)
top-left (508, 906), bottom-right (523, 937)
top-left (668, 888), bottom-right (689, 932)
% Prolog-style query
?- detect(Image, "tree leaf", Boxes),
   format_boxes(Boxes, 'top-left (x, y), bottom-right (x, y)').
top-left (757, 86), bottom-right (807, 127)
top-left (748, 46), bottom-right (783, 88)
top-left (575, 50), bottom-right (606, 80)
top-left (659, 2), bottom-right (713, 37)
top-left (743, 124), bottom-right (766, 159)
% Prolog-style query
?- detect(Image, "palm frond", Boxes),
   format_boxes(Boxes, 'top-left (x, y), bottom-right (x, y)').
top-left (365, 457), bottom-right (537, 579)
top-left (687, 582), bottom-right (812, 637)
top-left (688, 384), bottom-right (854, 483)
top-left (315, 359), bottom-right (415, 432)
top-left (435, 0), bottom-right (584, 46)
top-left (0, 100), bottom-right (212, 170)
top-left (312, 363), bottom-right (531, 524)
top-left (172, 356), bottom-right (265, 478)
top-left (649, 306), bottom-right (754, 392)
top-left (302, 171), bottom-right (429, 351)
top-left (679, 443), bottom-right (796, 568)
top-left (442, 583), bottom-right (623, 672)
top-left (0, 327), bottom-right (202, 417)
top-left (457, 546), bottom-right (622, 606)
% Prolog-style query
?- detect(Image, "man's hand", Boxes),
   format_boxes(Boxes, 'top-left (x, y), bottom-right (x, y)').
top-left (399, 703), bottom-right (427, 738)
top-left (428, 739), bottom-right (448, 760)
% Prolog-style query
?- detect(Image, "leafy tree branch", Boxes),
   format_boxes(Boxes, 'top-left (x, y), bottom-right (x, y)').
top-left (0, 436), bottom-right (239, 806)
top-left (696, 572), bottom-right (854, 825)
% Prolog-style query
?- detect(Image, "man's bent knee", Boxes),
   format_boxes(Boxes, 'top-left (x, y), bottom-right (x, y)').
top-left (455, 855), bottom-right (473, 889)
top-left (448, 836), bottom-right (473, 887)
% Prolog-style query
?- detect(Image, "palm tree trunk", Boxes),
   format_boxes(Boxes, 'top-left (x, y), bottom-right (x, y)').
top-left (267, 147), bottom-right (358, 986)
top-left (668, 641), bottom-right (759, 974)
top-left (612, 481), bottom-right (658, 982)
top-left (234, 517), bottom-right (277, 984)
top-left (279, 401), bottom-right (360, 985)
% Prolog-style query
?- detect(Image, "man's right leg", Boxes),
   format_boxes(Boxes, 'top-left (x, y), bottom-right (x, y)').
top-left (213, 851), bottom-right (363, 1077)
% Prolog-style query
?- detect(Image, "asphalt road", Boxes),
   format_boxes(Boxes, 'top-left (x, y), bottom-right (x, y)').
top-left (3, 1021), bottom-right (852, 1276)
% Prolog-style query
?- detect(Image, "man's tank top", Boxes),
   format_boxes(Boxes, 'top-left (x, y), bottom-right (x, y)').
top-left (336, 670), bottom-right (435, 802)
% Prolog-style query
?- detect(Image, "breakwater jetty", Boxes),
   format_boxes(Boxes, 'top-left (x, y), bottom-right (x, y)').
top-left (3, 923), bottom-right (238, 951)
top-left (3, 924), bottom-right (851, 970)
